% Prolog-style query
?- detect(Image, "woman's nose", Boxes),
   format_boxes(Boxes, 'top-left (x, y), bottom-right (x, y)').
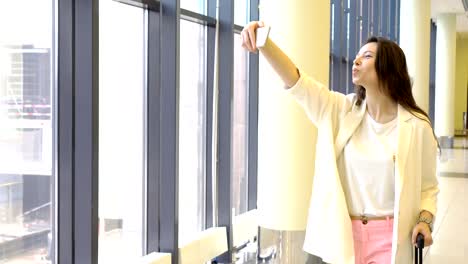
top-left (353, 57), bottom-right (360, 66)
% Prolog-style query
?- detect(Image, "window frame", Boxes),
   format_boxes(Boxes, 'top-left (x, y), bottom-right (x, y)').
top-left (57, 0), bottom-right (99, 263)
top-left (56, 0), bottom-right (259, 262)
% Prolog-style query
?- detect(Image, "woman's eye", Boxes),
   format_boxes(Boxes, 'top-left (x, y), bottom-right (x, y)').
top-left (365, 55), bottom-right (372, 59)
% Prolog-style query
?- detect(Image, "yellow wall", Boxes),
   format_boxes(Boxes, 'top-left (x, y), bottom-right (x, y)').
top-left (455, 37), bottom-right (468, 131)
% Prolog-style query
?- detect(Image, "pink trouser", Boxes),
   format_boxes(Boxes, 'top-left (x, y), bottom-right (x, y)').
top-left (351, 217), bottom-right (393, 264)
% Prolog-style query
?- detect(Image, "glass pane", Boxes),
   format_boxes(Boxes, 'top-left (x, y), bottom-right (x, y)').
top-left (232, 34), bottom-right (248, 216)
top-left (181, 0), bottom-right (206, 15)
top-left (98, 0), bottom-right (145, 262)
top-left (0, 0), bottom-right (54, 263)
top-left (179, 20), bottom-right (207, 244)
top-left (234, 0), bottom-right (249, 26)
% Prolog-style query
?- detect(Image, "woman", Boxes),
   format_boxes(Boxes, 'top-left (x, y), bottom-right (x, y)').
top-left (241, 21), bottom-right (439, 264)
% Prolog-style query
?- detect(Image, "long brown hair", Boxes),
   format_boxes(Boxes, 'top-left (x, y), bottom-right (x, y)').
top-left (355, 36), bottom-right (440, 150)
top-left (355, 36), bottom-right (433, 125)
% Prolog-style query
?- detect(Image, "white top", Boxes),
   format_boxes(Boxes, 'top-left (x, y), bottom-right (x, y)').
top-left (338, 111), bottom-right (398, 217)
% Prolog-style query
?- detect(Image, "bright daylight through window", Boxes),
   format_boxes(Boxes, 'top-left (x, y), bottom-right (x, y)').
top-left (0, 0), bottom-right (54, 263)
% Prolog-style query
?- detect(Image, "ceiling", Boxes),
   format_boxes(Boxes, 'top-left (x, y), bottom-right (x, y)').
top-left (431, 0), bottom-right (468, 37)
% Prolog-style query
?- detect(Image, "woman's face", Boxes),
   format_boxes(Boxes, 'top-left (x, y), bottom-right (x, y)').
top-left (352, 42), bottom-right (379, 88)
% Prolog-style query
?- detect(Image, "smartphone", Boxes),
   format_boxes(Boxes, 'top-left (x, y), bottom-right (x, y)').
top-left (256, 26), bottom-right (271, 48)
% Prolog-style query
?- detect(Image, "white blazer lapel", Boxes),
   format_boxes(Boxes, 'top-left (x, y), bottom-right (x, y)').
top-left (395, 105), bottom-right (413, 193)
top-left (335, 101), bottom-right (366, 159)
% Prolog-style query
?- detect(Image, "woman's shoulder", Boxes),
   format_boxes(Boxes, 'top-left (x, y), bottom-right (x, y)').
top-left (345, 93), bottom-right (365, 113)
top-left (404, 109), bottom-right (435, 138)
top-left (398, 105), bottom-right (431, 126)
top-left (407, 111), bottom-right (432, 128)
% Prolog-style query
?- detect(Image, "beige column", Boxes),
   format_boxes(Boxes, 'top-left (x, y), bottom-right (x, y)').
top-left (257, 0), bottom-right (330, 231)
top-left (399, 0), bottom-right (431, 112)
top-left (435, 14), bottom-right (456, 146)
top-left (455, 37), bottom-right (468, 132)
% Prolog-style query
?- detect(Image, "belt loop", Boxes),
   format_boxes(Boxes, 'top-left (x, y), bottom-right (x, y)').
top-left (386, 216), bottom-right (390, 228)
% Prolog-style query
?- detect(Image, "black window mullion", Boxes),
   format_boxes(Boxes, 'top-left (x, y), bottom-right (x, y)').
top-left (233, 24), bottom-right (244, 32)
top-left (331, 0), bottom-right (342, 92)
top-left (159, 0), bottom-right (179, 262)
top-left (381, 0), bottom-right (389, 38)
top-left (147, 9), bottom-right (161, 253)
top-left (429, 21), bottom-right (437, 123)
top-left (247, 0), bottom-right (259, 211)
top-left (348, 0), bottom-right (358, 93)
top-left (115, 0), bottom-right (160, 11)
top-left (181, 8), bottom-right (216, 25)
top-left (359, 0), bottom-right (369, 41)
top-left (57, 0), bottom-right (74, 262)
top-left (73, 0), bottom-right (99, 263)
top-left (395, 0), bottom-right (400, 43)
top-left (340, 1), bottom-right (348, 93)
top-left (205, 0), bottom-right (216, 229)
top-left (389, 0), bottom-right (397, 41)
top-left (372, 0), bottom-right (380, 36)
top-left (369, 0), bottom-right (375, 36)
top-left (329, 1), bottom-right (334, 89)
top-left (216, 0), bottom-right (234, 262)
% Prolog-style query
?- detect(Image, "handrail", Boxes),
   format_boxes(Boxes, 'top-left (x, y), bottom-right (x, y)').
top-left (0, 181), bottom-right (22, 188)
top-left (16, 202), bottom-right (51, 221)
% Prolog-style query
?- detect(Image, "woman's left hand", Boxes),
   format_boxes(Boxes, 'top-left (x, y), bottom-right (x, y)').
top-left (411, 222), bottom-right (433, 247)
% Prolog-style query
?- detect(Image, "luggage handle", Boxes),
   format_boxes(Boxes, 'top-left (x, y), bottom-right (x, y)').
top-left (414, 233), bottom-right (424, 264)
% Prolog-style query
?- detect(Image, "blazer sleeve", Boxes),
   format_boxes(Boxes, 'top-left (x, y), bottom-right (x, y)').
top-left (420, 122), bottom-right (439, 216)
top-left (286, 70), bottom-right (352, 127)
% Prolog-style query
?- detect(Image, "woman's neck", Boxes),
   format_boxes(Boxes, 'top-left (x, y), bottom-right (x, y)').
top-left (365, 88), bottom-right (398, 124)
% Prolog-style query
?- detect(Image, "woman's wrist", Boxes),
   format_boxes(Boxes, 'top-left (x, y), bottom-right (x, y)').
top-left (418, 210), bottom-right (434, 232)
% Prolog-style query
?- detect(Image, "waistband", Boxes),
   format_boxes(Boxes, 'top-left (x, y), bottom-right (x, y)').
top-left (350, 215), bottom-right (394, 225)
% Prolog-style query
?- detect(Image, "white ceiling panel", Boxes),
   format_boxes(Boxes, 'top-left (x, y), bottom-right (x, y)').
top-left (431, 0), bottom-right (468, 35)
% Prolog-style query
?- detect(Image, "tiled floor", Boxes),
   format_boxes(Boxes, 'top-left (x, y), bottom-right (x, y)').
top-left (241, 137), bottom-right (468, 264)
top-left (424, 137), bottom-right (468, 263)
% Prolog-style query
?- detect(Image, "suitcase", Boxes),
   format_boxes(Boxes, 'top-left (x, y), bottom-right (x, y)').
top-left (414, 233), bottom-right (425, 264)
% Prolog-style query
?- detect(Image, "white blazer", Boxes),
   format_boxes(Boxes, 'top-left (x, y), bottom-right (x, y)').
top-left (287, 72), bottom-right (439, 264)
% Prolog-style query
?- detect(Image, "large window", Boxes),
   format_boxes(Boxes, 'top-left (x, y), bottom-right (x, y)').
top-left (98, 0), bottom-right (146, 262)
top-left (179, 19), bottom-right (208, 244)
top-left (232, 0), bottom-right (251, 217)
top-left (232, 33), bottom-right (249, 216)
top-left (0, 0), bottom-right (55, 262)
top-left (234, 0), bottom-right (249, 27)
top-left (0, 0), bottom-right (258, 262)
top-left (181, 0), bottom-right (206, 15)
